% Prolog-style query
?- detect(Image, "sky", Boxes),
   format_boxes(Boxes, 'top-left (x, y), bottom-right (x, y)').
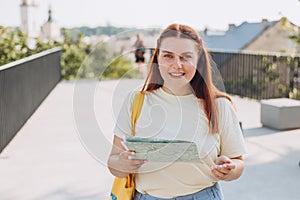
top-left (0, 0), bottom-right (300, 31)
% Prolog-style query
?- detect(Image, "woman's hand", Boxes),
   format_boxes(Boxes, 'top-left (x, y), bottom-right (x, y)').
top-left (211, 155), bottom-right (244, 181)
top-left (108, 136), bottom-right (147, 178)
top-left (116, 150), bottom-right (147, 174)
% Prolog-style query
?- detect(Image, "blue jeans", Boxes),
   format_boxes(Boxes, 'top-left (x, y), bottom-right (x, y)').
top-left (134, 183), bottom-right (224, 200)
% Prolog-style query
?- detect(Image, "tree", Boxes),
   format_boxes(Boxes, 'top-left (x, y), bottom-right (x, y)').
top-left (0, 26), bottom-right (56, 66)
top-left (289, 33), bottom-right (300, 45)
top-left (102, 56), bottom-right (139, 79)
top-left (287, 22), bottom-right (300, 99)
top-left (1, 26), bottom-right (138, 80)
top-left (60, 28), bottom-right (92, 79)
top-left (78, 42), bottom-right (139, 79)
top-left (0, 26), bottom-right (29, 65)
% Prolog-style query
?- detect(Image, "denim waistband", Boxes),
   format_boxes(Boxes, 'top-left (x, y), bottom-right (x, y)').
top-left (134, 183), bottom-right (223, 200)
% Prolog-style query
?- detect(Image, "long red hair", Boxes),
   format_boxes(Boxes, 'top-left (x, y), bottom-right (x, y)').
top-left (141, 24), bottom-right (231, 133)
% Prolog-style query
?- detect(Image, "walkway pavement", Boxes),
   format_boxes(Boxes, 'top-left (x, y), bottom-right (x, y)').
top-left (0, 79), bottom-right (299, 200)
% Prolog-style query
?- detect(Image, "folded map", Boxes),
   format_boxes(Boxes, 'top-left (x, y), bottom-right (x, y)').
top-left (123, 136), bottom-right (202, 163)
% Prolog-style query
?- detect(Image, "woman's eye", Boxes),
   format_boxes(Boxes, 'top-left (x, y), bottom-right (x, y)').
top-left (163, 54), bottom-right (173, 58)
top-left (183, 55), bottom-right (192, 59)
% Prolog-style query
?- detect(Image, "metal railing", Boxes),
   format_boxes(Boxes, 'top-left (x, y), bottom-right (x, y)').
top-left (209, 49), bottom-right (300, 99)
top-left (146, 48), bottom-right (300, 99)
top-left (0, 47), bottom-right (61, 153)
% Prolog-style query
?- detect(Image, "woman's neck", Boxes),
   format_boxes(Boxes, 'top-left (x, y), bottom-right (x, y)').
top-left (162, 85), bottom-right (193, 96)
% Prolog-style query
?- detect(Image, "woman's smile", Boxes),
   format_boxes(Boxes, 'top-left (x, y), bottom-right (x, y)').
top-left (168, 71), bottom-right (186, 78)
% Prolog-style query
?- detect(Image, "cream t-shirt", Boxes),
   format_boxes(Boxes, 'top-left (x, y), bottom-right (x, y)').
top-left (113, 88), bottom-right (246, 198)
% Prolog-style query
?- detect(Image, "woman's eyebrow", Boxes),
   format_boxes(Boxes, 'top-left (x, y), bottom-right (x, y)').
top-left (181, 52), bottom-right (194, 55)
top-left (161, 50), bottom-right (193, 55)
top-left (161, 50), bottom-right (173, 54)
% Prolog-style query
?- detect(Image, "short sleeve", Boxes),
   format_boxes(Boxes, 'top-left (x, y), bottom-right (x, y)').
top-left (217, 98), bottom-right (247, 158)
top-left (113, 90), bottom-right (136, 138)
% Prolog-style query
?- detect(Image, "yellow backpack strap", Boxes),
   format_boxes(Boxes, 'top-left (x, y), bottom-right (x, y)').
top-left (126, 91), bottom-right (144, 187)
top-left (131, 91), bottom-right (145, 136)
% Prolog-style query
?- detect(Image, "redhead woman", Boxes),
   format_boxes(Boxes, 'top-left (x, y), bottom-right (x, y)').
top-left (108, 24), bottom-right (246, 200)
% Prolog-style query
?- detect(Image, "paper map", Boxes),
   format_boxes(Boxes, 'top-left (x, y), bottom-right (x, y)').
top-left (124, 137), bottom-right (202, 163)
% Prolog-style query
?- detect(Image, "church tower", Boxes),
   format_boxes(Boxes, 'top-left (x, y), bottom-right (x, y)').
top-left (41, 6), bottom-right (62, 42)
top-left (20, 0), bottom-right (39, 38)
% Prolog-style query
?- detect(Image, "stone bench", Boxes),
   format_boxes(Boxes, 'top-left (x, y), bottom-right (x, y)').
top-left (261, 98), bottom-right (300, 130)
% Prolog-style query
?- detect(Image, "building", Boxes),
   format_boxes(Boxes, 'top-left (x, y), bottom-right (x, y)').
top-left (20, 0), bottom-right (61, 42)
top-left (202, 17), bottom-right (300, 53)
top-left (20, 0), bottom-right (39, 38)
top-left (203, 18), bottom-right (300, 99)
top-left (244, 18), bottom-right (299, 53)
top-left (40, 7), bottom-right (62, 42)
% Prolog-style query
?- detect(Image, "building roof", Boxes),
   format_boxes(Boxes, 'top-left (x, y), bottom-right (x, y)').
top-left (201, 20), bottom-right (277, 51)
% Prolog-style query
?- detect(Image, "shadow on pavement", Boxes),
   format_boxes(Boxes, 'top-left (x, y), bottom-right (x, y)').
top-left (221, 149), bottom-right (300, 200)
top-left (0, 188), bottom-right (110, 200)
top-left (243, 126), bottom-right (284, 137)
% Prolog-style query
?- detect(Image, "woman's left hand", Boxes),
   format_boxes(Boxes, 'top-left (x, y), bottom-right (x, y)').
top-left (211, 155), bottom-right (237, 181)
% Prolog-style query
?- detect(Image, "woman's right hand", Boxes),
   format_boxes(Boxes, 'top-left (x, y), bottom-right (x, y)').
top-left (116, 150), bottom-right (147, 174)
top-left (108, 135), bottom-right (147, 178)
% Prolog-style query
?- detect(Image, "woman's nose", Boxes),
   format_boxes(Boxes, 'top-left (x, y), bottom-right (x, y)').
top-left (171, 56), bottom-right (183, 69)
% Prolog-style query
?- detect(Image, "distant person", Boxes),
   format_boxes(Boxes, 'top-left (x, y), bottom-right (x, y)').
top-left (108, 24), bottom-right (246, 200)
top-left (133, 34), bottom-right (147, 78)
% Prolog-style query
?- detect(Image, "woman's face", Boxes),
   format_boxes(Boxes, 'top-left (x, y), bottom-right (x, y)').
top-left (157, 37), bottom-right (199, 95)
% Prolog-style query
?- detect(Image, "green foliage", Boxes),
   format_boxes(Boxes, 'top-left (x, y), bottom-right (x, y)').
top-left (243, 55), bottom-right (300, 99)
top-left (0, 26), bottom-right (29, 65)
top-left (289, 34), bottom-right (300, 44)
top-left (225, 55), bottom-right (285, 99)
top-left (102, 56), bottom-right (139, 79)
top-left (0, 26), bottom-right (138, 80)
top-left (35, 37), bottom-right (56, 52)
top-left (60, 28), bottom-right (92, 79)
top-left (78, 42), bottom-right (114, 79)
top-left (0, 26), bottom-right (56, 66)
top-left (61, 45), bottom-right (87, 79)
top-left (286, 29), bottom-right (300, 99)
top-left (78, 42), bottom-right (138, 79)
top-left (287, 18), bottom-right (300, 46)
top-left (284, 56), bottom-right (300, 99)
top-left (66, 26), bottom-right (161, 38)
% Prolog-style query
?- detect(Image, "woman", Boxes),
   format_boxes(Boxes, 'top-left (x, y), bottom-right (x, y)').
top-left (108, 24), bottom-right (246, 199)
